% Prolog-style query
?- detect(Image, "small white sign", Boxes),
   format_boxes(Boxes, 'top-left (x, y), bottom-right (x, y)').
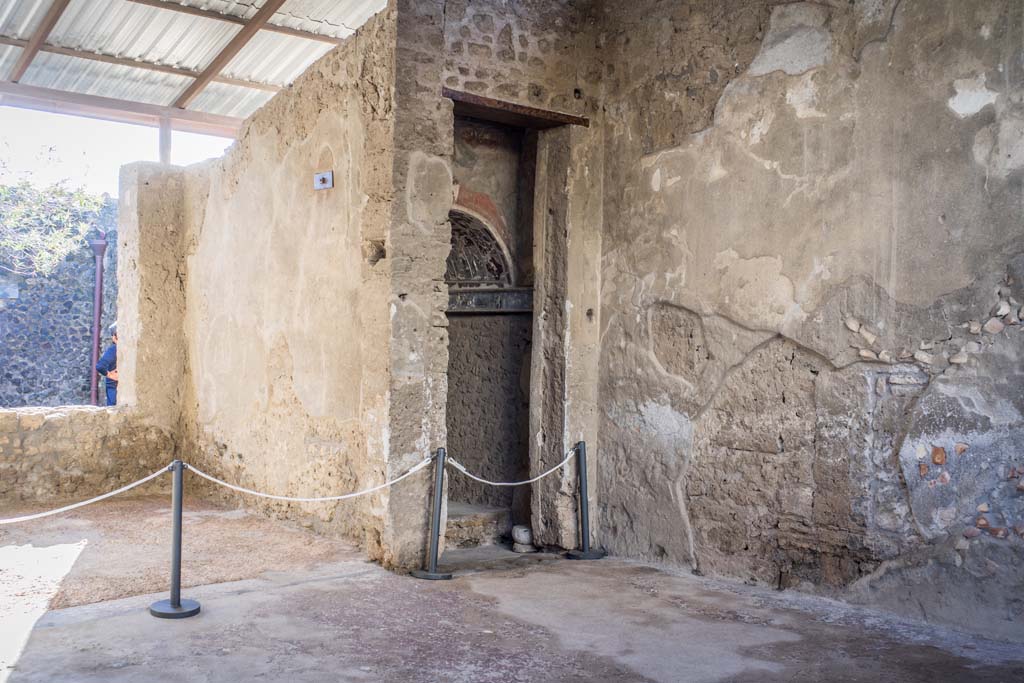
top-left (313, 171), bottom-right (334, 190)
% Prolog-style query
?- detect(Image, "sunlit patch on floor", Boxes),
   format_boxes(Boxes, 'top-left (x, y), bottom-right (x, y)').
top-left (0, 541), bottom-right (86, 682)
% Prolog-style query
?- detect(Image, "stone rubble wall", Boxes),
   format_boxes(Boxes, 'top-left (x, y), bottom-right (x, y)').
top-left (594, 0), bottom-right (1024, 640)
top-left (0, 202), bottom-right (117, 408)
top-left (0, 164), bottom-right (188, 508)
top-left (0, 406), bottom-right (173, 504)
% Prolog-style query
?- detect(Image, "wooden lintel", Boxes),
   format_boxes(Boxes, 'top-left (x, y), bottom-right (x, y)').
top-left (0, 81), bottom-right (241, 137)
top-left (124, 0), bottom-right (345, 45)
top-left (173, 0), bottom-right (288, 108)
top-left (0, 36), bottom-right (281, 93)
top-left (442, 88), bottom-right (589, 129)
top-left (8, 0), bottom-right (71, 82)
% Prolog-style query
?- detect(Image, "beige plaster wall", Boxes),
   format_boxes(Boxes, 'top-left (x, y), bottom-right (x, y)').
top-left (177, 7), bottom-right (400, 558)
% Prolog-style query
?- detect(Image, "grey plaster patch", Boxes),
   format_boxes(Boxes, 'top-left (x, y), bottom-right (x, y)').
top-left (947, 75), bottom-right (999, 118)
top-left (748, 4), bottom-right (832, 77)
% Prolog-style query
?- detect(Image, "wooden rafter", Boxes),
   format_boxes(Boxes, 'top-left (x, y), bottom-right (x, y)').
top-left (124, 0), bottom-right (344, 45)
top-left (173, 0), bottom-right (288, 108)
top-left (8, 0), bottom-right (71, 82)
top-left (0, 36), bottom-right (281, 93)
top-left (0, 81), bottom-right (243, 137)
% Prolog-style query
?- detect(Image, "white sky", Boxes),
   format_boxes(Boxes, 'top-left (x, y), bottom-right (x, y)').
top-left (0, 106), bottom-right (233, 196)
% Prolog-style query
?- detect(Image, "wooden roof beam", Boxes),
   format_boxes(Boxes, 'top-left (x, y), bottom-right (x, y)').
top-left (0, 36), bottom-right (281, 93)
top-left (0, 81), bottom-right (242, 137)
top-left (8, 0), bottom-right (71, 82)
top-left (124, 0), bottom-right (344, 45)
top-left (173, 0), bottom-right (287, 108)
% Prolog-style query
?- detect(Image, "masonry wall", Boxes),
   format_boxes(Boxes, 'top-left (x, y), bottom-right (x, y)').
top-left (177, 7), bottom-right (399, 559)
top-left (446, 117), bottom-right (532, 516)
top-left (594, 0), bottom-right (1024, 640)
top-left (439, 0), bottom-right (605, 550)
top-left (379, 0), bottom-right (454, 568)
top-left (0, 205), bottom-right (117, 408)
top-left (0, 164), bottom-right (188, 507)
top-left (446, 315), bottom-right (532, 513)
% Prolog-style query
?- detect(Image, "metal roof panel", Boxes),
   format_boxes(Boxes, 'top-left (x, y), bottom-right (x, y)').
top-left (0, 0), bottom-right (48, 41)
top-left (50, 0), bottom-right (239, 72)
top-left (189, 79), bottom-right (274, 118)
top-left (0, 0), bottom-right (386, 129)
top-left (223, 30), bottom-right (332, 85)
top-left (22, 50), bottom-right (192, 105)
top-left (0, 44), bottom-right (22, 77)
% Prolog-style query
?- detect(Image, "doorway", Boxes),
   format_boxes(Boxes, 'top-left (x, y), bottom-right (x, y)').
top-left (444, 115), bottom-right (536, 547)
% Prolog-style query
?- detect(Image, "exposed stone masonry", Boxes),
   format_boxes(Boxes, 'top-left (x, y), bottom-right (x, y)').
top-left (0, 202), bottom-right (117, 408)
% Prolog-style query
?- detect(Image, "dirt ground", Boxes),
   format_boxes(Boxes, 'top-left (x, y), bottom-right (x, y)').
top-left (0, 494), bottom-right (361, 609)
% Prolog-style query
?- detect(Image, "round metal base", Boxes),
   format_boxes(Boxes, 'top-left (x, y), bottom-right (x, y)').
top-left (566, 549), bottom-right (606, 561)
top-left (410, 569), bottom-right (453, 581)
top-left (149, 598), bottom-right (201, 619)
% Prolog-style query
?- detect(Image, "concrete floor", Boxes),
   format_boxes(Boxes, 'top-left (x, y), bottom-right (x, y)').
top-left (2, 498), bottom-right (1023, 682)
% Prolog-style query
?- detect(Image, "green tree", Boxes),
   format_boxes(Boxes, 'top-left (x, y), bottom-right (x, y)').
top-left (0, 181), bottom-right (105, 277)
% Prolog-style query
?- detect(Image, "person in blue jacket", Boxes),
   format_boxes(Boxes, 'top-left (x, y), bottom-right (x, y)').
top-left (95, 323), bottom-right (118, 406)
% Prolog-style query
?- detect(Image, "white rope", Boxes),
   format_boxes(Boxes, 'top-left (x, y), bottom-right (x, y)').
top-left (186, 457), bottom-right (433, 502)
top-left (0, 465), bottom-right (171, 525)
top-left (446, 447), bottom-right (578, 487)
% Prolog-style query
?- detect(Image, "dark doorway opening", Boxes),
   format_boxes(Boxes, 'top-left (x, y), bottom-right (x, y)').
top-left (445, 115), bottom-right (536, 548)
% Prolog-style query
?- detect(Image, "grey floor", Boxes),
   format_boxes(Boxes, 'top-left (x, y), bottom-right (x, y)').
top-left (6, 544), bottom-right (1024, 682)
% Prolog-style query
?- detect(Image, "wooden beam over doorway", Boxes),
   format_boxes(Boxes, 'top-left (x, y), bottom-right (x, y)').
top-left (442, 88), bottom-right (590, 129)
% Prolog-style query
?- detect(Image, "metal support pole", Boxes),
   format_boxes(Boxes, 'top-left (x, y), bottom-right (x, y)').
top-left (566, 441), bottom-right (605, 560)
top-left (411, 448), bottom-right (453, 580)
top-left (150, 460), bottom-right (201, 618)
top-left (159, 117), bottom-right (172, 164)
top-left (88, 237), bottom-right (107, 406)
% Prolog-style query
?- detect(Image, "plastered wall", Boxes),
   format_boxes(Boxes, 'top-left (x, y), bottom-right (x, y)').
top-left (175, 6), bottom-right (400, 560)
top-left (594, 0), bottom-right (1024, 639)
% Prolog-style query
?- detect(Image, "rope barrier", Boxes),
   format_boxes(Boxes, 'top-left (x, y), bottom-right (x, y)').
top-left (0, 464), bottom-right (171, 525)
top-left (186, 456), bottom-right (434, 502)
top-left (445, 446), bottom-right (577, 487)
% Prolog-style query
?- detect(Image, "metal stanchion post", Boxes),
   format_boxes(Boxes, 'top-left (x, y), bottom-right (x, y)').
top-left (412, 448), bottom-right (453, 580)
top-left (566, 441), bottom-right (605, 560)
top-left (150, 460), bottom-right (201, 618)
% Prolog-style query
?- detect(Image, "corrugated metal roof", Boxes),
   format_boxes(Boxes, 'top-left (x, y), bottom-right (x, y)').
top-left (0, 0), bottom-right (47, 41)
top-left (224, 29), bottom-right (332, 85)
top-left (171, 0), bottom-right (386, 39)
top-left (190, 79), bottom-right (274, 117)
top-left (0, 0), bottom-right (387, 128)
top-left (52, 0), bottom-right (240, 72)
top-left (23, 50), bottom-right (192, 105)
top-left (0, 44), bottom-right (21, 77)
